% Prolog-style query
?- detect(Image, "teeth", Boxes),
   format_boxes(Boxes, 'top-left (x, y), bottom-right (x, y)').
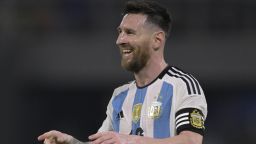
top-left (123, 49), bottom-right (132, 53)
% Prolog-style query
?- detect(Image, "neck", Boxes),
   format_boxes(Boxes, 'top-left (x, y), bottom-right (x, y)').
top-left (134, 59), bottom-right (167, 87)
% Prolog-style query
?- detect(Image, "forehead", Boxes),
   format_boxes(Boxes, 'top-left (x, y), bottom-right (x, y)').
top-left (119, 14), bottom-right (148, 29)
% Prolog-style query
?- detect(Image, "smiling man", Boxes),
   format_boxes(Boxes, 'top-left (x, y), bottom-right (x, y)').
top-left (38, 0), bottom-right (207, 144)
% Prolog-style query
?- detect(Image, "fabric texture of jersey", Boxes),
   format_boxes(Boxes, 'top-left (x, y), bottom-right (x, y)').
top-left (98, 66), bottom-right (207, 138)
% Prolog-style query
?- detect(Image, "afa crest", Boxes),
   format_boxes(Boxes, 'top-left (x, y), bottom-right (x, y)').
top-left (148, 101), bottom-right (162, 119)
top-left (132, 103), bottom-right (142, 123)
top-left (190, 109), bottom-right (204, 129)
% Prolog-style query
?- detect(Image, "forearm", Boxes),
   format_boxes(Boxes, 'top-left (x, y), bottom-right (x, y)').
top-left (158, 131), bottom-right (202, 144)
top-left (126, 131), bottom-right (202, 144)
top-left (71, 138), bottom-right (90, 144)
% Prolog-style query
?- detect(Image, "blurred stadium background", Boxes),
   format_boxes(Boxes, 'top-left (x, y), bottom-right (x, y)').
top-left (1, 0), bottom-right (255, 143)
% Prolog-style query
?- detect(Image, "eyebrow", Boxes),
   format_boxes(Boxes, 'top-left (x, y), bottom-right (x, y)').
top-left (117, 26), bottom-right (136, 33)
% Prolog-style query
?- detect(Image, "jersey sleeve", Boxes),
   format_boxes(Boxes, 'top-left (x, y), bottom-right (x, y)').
top-left (174, 76), bottom-right (208, 136)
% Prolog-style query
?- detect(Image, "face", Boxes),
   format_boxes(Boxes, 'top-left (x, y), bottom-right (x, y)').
top-left (116, 14), bottom-right (153, 73)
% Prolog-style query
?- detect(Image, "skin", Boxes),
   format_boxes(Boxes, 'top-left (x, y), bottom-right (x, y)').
top-left (117, 13), bottom-right (152, 74)
top-left (38, 14), bottom-right (203, 144)
top-left (116, 14), bottom-right (168, 87)
top-left (38, 130), bottom-right (73, 144)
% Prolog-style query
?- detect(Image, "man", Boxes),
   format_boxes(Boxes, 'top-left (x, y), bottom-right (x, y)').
top-left (38, 0), bottom-right (207, 144)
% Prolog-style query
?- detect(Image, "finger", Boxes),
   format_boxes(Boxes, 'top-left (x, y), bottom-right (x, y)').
top-left (43, 139), bottom-right (49, 144)
top-left (90, 133), bottom-right (113, 144)
top-left (89, 131), bottom-right (114, 139)
top-left (38, 130), bottom-right (60, 141)
top-left (38, 132), bottom-right (50, 141)
top-left (44, 136), bottom-right (60, 144)
top-left (56, 134), bottom-right (68, 143)
top-left (57, 132), bottom-right (73, 143)
top-left (88, 132), bottom-right (102, 140)
top-left (43, 138), bottom-right (54, 144)
top-left (56, 136), bottom-right (65, 143)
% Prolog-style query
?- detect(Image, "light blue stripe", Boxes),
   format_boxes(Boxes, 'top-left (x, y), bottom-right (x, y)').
top-left (131, 87), bottom-right (148, 135)
top-left (112, 89), bottom-right (129, 132)
top-left (154, 82), bottom-right (173, 138)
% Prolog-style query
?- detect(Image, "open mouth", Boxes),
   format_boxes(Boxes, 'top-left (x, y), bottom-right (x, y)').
top-left (123, 49), bottom-right (133, 54)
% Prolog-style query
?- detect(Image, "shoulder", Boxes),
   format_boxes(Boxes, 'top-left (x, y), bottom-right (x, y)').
top-left (164, 66), bottom-right (203, 96)
top-left (112, 80), bottom-right (135, 97)
top-left (165, 66), bottom-right (197, 80)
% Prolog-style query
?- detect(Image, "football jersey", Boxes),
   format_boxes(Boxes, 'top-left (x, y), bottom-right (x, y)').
top-left (98, 66), bottom-right (207, 138)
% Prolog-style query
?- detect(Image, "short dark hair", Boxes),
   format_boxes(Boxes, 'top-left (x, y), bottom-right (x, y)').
top-left (123, 0), bottom-right (172, 37)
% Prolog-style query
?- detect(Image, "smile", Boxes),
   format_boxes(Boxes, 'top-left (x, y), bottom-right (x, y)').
top-left (123, 49), bottom-right (133, 54)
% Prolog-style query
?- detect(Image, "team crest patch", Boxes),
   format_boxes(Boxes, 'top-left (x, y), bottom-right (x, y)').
top-left (190, 109), bottom-right (204, 129)
top-left (148, 101), bottom-right (162, 119)
top-left (132, 103), bottom-right (142, 123)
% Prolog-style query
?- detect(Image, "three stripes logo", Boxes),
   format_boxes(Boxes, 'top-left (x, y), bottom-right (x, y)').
top-left (167, 67), bottom-right (201, 95)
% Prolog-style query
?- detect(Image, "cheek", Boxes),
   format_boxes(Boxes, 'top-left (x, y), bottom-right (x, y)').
top-left (133, 37), bottom-right (152, 55)
top-left (130, 39), bottom-right (138, 46)
top-left (140, 40), bottom-right (152, 52)
top-left (136, 46), bottom-right (149, 59)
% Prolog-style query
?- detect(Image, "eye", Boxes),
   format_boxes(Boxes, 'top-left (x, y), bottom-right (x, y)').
top-left (126, 29), bottom-right (135, 35)
top-left (117, 28), bottom-right (122, 34)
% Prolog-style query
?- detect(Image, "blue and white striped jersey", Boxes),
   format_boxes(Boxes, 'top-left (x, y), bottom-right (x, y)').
top-left (98, 66), bottom-right (207, 138)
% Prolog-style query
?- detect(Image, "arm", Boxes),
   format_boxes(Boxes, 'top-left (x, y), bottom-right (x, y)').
top-left (72, 138), bottom-right (90, 144)
top-left (138, 130), bottom-right (202, 144)
top-left (38, 130), bottom-right (89, 144)
top-left (150, 131), bottom-right (202, 144)
top-left (88, 130), bottom-right (202, 144)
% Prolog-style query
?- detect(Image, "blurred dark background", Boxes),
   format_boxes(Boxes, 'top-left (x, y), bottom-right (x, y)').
top-left (1, 0), bottom-right (256, 144)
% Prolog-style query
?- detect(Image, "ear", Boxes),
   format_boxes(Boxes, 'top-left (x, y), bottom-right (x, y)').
top-left (152, 31), bottom-right (165, 51)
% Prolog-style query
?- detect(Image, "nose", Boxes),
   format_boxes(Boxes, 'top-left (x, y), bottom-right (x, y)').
top-left (116, 32), bottom-right (127, 46)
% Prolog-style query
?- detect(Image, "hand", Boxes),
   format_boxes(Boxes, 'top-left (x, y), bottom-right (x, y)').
top-left (38, 130), bottom-right (73, 144)
top-left (88, 131), bottom-right (130, 144)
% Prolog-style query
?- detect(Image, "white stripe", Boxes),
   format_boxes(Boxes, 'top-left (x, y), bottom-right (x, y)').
top-left (176, 117), bottom-right (189, 125)
top-left (120, 83), bottom-right (137, 134)
top-left (175, 112), bottom-right (189, 121)
top-left (176, 121), bottom-right (190, 129)
top-left (141, 79), bottom-right (163, 138)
